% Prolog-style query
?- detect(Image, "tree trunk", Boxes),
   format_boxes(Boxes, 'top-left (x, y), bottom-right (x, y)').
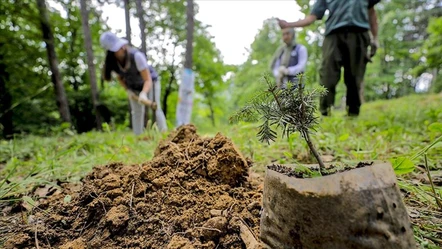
top-left (207, 95), bottom-right (215, 127)
top-left (135, 0), bottom-right (152, 126)
top-left (68, 29), bottom-right (80, 91)
top-left (184, 0), bottom-right (194, 69)
top-left (65, 6), bottom-right (80, 92)
top-left (124, 0), bottom-right (131, 44)
top-left (80, 0), bottom-right (102, 130)
top-left (36, 0), bottom-right (71, 124)
top-left (163, 69), bottom-right (176, 118)
top-left (385, 83), bottom-right (390, 99)
top-left (381, 39), bottom-right (389, 99)
top-left (0, 78), bottom-right (13, 139)
top-left (135, 0), bottom-right (147, 55)
top-left (431, 67), bottom-right (441, 93)
top-left (0, 46), bottom-right (13, 139)
top-left (175, 0), bottom-right (195, 126)
top-left (123, 0), bottom-right (132, 129)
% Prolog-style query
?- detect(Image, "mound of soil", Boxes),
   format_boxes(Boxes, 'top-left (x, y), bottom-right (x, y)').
top-left (3, 125), bottom-right (263, 249)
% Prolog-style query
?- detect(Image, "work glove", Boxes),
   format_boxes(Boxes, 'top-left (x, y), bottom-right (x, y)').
top-left (278, 66), bottom-right (289, 76)
top-left (367, 37), bottom-right (379, 62)
top-left (276, 74), bottom-right (283, 88)
top-left (138, 91), bottom-right (149, 103)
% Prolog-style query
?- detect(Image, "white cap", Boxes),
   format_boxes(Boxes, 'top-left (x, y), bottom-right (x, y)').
top-left (99, 31), bottom-right (128, 52)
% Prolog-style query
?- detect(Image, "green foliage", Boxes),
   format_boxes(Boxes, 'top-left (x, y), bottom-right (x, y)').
top-left (230, 18), bottom-right (281, 108)
top-left (99, 84), bottom-right (131, 129)
top-left (412, 16), bottom-right (442, 93)
top-left (230, 74), bottom-right (327, 170)
top-left (0, 0), bottom-right (230, 135)
top-left (391, 157), bottom-right (415, 175)
top-left (365, 0), bottom-right (442, 99)
top-left (192, 27), bottom-right (229, 127)
top-left (0, 129), bottom-right (164, 199)
top-left (230, 75), bottom-right (326, 144)
top-left (0, 0), bottom-right (109, 135)
top-left (423, 17), bottom-right (442, 70)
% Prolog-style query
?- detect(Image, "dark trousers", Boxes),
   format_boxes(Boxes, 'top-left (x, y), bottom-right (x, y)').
top-left (319, 28), bottom-right (370, 115)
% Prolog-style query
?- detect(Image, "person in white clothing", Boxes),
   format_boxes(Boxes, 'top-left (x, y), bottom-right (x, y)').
top-left (100, 31), bottom-right (167, 134)
top-left (270, 28), bottom-right (308, 89)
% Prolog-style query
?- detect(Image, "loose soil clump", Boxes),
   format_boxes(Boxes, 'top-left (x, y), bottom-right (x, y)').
top-left (3, 124), bottom-right (262, 249)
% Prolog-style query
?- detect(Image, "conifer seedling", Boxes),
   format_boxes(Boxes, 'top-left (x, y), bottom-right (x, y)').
top-left (230, 74), bottom-right (327, 173)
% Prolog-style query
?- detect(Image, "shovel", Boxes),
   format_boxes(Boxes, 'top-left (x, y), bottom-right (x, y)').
top-left (129, 91), bottom-right (157, 111)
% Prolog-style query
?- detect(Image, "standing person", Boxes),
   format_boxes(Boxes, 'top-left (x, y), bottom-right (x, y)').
top-left (278, 0), bottom-right (380, 116)
top-left (100, 31), bottom-right (167, 134)
top-left (270, 27), bottom-right (308, 89)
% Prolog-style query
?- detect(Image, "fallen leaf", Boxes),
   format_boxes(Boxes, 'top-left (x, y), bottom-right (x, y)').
top-left (320, 154), bottom-right (334, 163)
top-left (34, 185), bottom-right (56, 198)
top-left (22, 196), bottom-right (36, 211)
top-left (414, 172), bottom-right (442, 186)
top-left (408, 208), bottom-right (420, 218)
top-left (2, 205), bottom-right (12, 215)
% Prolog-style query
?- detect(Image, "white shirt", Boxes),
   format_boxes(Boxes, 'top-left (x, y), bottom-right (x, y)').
top-left (134, 51), bottom-right (148, 72)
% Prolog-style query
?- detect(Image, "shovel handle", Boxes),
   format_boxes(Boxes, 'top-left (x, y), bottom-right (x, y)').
top-left (130, 94), bottom-right (157, 111)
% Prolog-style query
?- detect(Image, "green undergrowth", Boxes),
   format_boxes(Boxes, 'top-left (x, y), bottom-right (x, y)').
top-left (224, 93), bottom-right (442, 173)
top-left (1, 93), bottom-right (441, 248)
top-left (0, 127), bottom-right (166, 200)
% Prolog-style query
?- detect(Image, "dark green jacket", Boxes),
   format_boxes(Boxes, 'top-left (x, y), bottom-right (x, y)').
top-left (311, 0), bottom-right (381, 36)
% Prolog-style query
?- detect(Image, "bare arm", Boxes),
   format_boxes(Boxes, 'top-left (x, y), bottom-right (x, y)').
top-left (368, 8), bottom-right (378, 40)
top-left (281, 15), bottom-right (317, 28)
top-left (279, 0), bottom-right (323, 29)
top-left (133, 52), bottom-right (153, 94)
top-left (139, 69), bottom-right (152, 94)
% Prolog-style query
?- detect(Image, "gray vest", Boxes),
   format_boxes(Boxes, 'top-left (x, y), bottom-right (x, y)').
top-left (279, 44), bottom-right (303, 83)
top-left (117, 48), bottom-right (144, 92)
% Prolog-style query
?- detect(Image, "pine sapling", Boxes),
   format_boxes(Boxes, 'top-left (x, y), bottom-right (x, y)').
top-left (230, 74), bottom-right (327, 173)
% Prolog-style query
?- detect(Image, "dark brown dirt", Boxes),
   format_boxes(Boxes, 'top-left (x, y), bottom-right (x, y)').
top-left (268, 161), bottom-right (374, 178)
top-left (2, 124), bottom-right (262, 249)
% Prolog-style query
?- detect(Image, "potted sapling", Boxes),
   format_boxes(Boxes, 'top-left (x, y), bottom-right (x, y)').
top-left (230, 75), bottom-right (416, 249)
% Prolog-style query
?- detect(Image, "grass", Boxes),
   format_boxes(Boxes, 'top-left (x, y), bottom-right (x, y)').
top-left (0, 127), bottom-right (166, 200)
top-left (1, 93), bottom-right (441, 248)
